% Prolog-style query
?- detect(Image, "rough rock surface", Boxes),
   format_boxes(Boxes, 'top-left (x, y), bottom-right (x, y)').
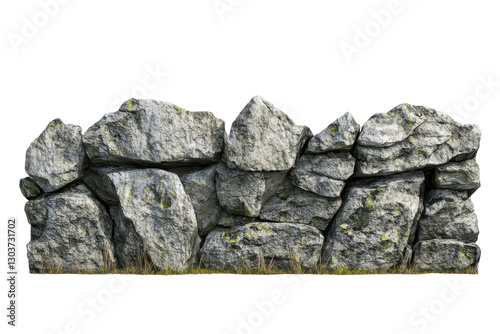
top-left (25, 184), bottom-right (115, 272)
top-left (19, 177), bottom-right (43, 199)
top-left (354, 104), bottom-right (481, 176)
top-left (224, 96), bottom-right (312, 172)
top-left (259, 178), bottom-right (342, 231)
top-left (175, 164), bottom-right (223, 237)
top-left (433, 159), bottom-right (480, 191)
top-left (418, 189), bottom-right (478, 242)
top-left (215, 163), bottom-right (286, 217)
top-left (83, 99), bottom-right (225, 167)
top-left (84, 168), bottom-right (198, 270)
top-left (322, 171), bottom-right (425, 270)
top-left (413, 240), bottom-right (480, 272)
top-left (305, 112), bottom-right (360, 154)
top-left (25, 119), bottom-right (86, 192)
top-left (21, 99), bottom-right (482, 273)
top-left (200, 222), bottom-right (323, 271)
top-left (291, 152), bottom-right (355, 198)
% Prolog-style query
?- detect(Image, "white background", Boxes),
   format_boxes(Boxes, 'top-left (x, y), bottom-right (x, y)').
top-left (1, 0), bottom-right (500, 333)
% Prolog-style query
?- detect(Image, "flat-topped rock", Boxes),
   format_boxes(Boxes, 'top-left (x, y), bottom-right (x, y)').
top-left (83, 99), bottom-right (225, 167)
top-left (413, 239), bottom-right (480, 272)
top-left (354, 104), bottom-right (481, 176)
top-left (200, 222), bottom-right (323, 271)
top-left (433, 159), bottom-right (480, 191)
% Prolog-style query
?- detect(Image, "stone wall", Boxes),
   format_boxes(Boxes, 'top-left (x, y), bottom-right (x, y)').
top-left (20, 96), bottom-right (481, 273)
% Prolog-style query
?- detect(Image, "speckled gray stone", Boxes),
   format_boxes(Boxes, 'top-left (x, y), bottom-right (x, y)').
top-left (322, 171), bottom-right (425, 270)
top-left (413, 239), bottom-right (480, 272)
top-left (354, 104), bottom-right (481, 176)
top-left (83, 99), bottom-right (225, 167)
top-left (223, 96), bottom-right (312, 172)
top-left (200, 222), bottom-right (323, 271)
top-left (25, 184), bottom-right (115, 272)
top-left (25, 119), bottom-right (86, 192)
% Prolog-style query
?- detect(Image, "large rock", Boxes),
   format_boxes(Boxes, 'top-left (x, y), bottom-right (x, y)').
top-left (25, 184), bottom-right (115, 272)
top-left (291, 152), bottom-right (355, 198)
top-left (418, 189), bottom-right (478, 242)
top-left (413, 240), bottom-right (480, 272)
top-left (259, 178), bottom-right (342, 231)
top-left (305, 112), bottom-right (360, 154)
top-left (83, 167), bottom-right (198, 271)
top-left (200, 222), bottom-right (323, 271)
top-left (433, 159), bottom-right (480, 191)
top-left (175, 164), bottom-right (223, 237)
top-left (354, 104), bottom-right (481, 176)
top-left (25, 119), bottom-right (86, 192)
top-left (83, 99), bottom-right (225, 167)
top-left (19, 177), bottom-right (43, 199)
top-left (223, 96), bottom-right (312, 172)
top-left (322, 171), bottom-right (425, 270)
top-left (215, 163), bottom-right (286, 217)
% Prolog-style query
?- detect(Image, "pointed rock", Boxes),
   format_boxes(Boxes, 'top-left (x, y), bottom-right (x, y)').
top-left (224, 96), bottom-right (312, 172)
top-left (305, 112), bottom-right (360, 154)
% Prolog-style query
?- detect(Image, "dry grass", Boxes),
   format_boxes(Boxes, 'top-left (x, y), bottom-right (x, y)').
top-left (36, 251), bottom-right (478, 275)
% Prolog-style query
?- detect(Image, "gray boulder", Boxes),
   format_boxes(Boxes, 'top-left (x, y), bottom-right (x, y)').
top-left (305, 112), bottom-right (360, 154)
top-left (84, 167), bottom-right (199, 271)
top-left (354, 104), bottom-right (481, 176)
top-left (418, 189), bottom-right (478, 242)
top-left (259, 178), bottom-right (342, 231)
top-left (413, 239), bottom-right (480, 272)
top-left (200, 222), bottom-right (323, 271)
top-left (322, 171), bottom-right (425, 270)
top-left (291, 152), bottom-right (355, 198)
top-left (215, 163), bottom-right (286, 217)
top-left (25, 119), bottom-right (86, 192)
top-left (19, 177), bottom-right (43, 199)
top-left (223, 96), bottom-right (312, 172)
top-left (433, 159), bottom-right (480, 191)
top-left (175, 164), bottom-right (223, 237)
top-left (25, 184), bottom-right (115, 272)
top-left (83, 99), bottom-right (225, 167)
